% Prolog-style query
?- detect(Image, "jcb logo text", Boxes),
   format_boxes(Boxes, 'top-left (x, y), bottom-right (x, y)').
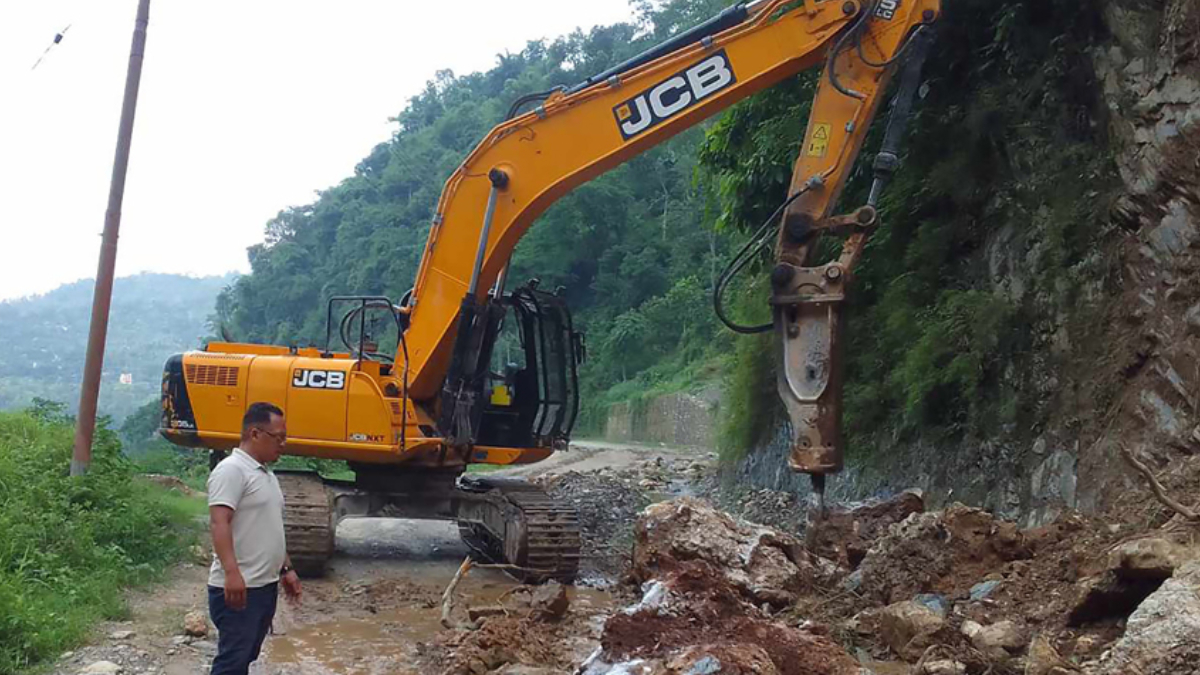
top-left (292, 369), bottom-right (346, 390)
top-left (875, 0), bottom-right (900, 20)
top-left (613, 51), bottom-right (736, 140)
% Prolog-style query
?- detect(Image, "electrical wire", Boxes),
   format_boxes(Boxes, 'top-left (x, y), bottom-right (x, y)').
top-left (31, 25), bottom-right (70, 71)
top-left (712, 186), bottom-right (812, 335)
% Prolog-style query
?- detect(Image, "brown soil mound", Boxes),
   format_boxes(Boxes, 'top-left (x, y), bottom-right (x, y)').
top-left (601, 560), bottom-right (861, 675)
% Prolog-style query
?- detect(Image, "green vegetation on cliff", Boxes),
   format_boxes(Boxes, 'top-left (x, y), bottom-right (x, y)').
top-left (0, 404), bottom-right (201, 674)
top-left (702, 0), bottom-right (1118, 457)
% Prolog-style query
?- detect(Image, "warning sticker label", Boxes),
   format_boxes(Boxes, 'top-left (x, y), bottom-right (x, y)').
top-left (807, 123), bottom-right (832, 158)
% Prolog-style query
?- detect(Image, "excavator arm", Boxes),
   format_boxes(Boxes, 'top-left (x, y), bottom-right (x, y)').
top-left (162, 0), bottom-right (939, 479)
top-left (414, 0), bottom-right (938, 472)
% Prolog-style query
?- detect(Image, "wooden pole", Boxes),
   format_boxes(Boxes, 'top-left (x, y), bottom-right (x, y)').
top-left (72, 0), bottom-right (151, 476)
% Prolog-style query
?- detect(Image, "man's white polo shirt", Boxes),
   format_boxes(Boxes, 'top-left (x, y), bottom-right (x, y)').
top-left (207, 448), bottom-right (287, 589)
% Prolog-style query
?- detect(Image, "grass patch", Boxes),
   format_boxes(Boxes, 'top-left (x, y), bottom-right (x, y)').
top-left (148, 487), bottom-right (210, 520)
top-left (0, 408), bottom-right (200, 674)
top-left (716, 331), bottom-right (781, 463)
top-left (465, 463), bottom-right (506, 474)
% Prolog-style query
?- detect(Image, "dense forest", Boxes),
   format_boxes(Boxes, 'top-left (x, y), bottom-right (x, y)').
top-left (0, 273), bottom-right (233, 421)
top-left (213, 0), bottom-right (1116, 460)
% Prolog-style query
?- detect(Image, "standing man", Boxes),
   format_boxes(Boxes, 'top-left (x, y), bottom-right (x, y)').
top-left (207, 402), bottom-right (302, 674)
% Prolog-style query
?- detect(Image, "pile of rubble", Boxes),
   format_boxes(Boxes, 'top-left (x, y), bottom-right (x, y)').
top-left (578, 493), bottom-right (1200, 675)
top-left (536, 456), bottom-right (713, 582)
top-left (433, 447), bottom-right (1199, 675)
top-left (582, 497), bottom-right (859, 675)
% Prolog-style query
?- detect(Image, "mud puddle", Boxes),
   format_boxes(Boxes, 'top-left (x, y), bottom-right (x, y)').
top-left (258, 521), bottom-right (618, 674)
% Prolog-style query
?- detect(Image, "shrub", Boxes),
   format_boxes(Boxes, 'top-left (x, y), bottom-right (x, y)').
top-left (0, 410), bottom-right (199, 674)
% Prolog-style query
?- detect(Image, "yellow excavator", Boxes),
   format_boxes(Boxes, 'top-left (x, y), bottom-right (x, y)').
top-left (161, 0), bottom-right (940, 579)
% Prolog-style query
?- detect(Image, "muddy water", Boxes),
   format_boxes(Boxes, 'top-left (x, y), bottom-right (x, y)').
top-left (254, 519), bottom-right (618, 674)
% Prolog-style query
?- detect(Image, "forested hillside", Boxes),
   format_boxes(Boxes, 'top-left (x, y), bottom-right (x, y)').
top-left (0, 273), bottom-right (233, 421)
top-left (212, 0), bottom-right (741, 429)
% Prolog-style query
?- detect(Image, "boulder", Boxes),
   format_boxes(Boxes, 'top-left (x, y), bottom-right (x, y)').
top-left (632, 497), bottom-right (832, 607)
top-left (1108, 537), bottom-right (1178, 581)
top-left (1025, 634), bottom-right (1078, 675)
top-left (877, 601), bottom-right (946, 660)
top-left (808, 490), bottom-right (925, 567)
top-left (1092, 560), bottom-right (1200, 674)
top-left (183, 610), bottom-right (209, 637)
top-left (530, 580), bottom-right (570, 620)
top-left (964, 620), bottom-right (1023, 660)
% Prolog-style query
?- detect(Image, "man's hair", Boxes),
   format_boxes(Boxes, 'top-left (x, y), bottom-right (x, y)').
top-left (241, 402), bottom-right (284, 441)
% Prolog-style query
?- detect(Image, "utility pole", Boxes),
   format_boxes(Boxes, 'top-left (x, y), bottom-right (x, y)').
top-left (72, 0), bottom-right (151, 476)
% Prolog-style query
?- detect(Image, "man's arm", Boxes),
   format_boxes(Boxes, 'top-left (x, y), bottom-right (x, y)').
top-left (210, 505), bottom-right (247, 610)
top-left (280, 552), bottom-right (302, 604)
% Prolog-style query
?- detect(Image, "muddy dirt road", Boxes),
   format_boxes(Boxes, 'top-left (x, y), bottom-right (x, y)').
top-left (51, 440), bottom-right (708, 675)
top-left (53, 438), bottom-right (1197, 674)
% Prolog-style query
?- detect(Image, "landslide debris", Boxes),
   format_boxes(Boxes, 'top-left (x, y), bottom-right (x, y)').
top-left (631, 497), bottom-right (837, 607)
top-left (587, 561), bottom-right (863, 675)
top-left (584, 500), bottom-right (864, 675)
top-left (429, 450), bottom-right (1200, 675)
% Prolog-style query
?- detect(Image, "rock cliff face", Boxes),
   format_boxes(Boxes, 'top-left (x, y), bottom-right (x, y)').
top-left (1078, 0), bottom-right (1200, 514)
top-left (725, 0), bottom-right (1200, 524)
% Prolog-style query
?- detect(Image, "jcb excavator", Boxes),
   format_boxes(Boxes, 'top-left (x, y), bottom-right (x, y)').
top-left (161, 0), bottom-right (940, 580)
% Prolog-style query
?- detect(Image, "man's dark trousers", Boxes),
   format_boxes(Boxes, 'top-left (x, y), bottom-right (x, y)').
top-left (208, 582), bottom-right (278, 675)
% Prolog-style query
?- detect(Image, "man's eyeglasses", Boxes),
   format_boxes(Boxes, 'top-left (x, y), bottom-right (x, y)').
top-left (255, 427), bottom-right (287, 444)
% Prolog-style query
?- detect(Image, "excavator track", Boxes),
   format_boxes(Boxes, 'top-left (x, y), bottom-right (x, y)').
top-left (457, 476), bottom-right (581, 583)
top-left (276, 472), bottom-right (335, 578)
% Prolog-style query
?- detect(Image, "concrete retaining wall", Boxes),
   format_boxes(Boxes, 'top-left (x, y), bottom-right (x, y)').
top-left (603, 388), bottom-right (720, 448)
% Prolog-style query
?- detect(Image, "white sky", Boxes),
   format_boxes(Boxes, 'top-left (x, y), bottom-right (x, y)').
top-left (0, 0), bottom-right (635, 301)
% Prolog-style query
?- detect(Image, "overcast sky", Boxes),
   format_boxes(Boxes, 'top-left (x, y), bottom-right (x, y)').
top-left (0, 0), bottom-right (635, 301)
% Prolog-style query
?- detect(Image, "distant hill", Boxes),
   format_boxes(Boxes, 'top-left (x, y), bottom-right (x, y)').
top-left (0, 273), bottom-right (235, 421)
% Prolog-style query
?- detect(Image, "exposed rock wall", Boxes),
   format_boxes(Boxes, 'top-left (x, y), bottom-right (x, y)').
top-left (1079, 0), bottom-right (1200, 514)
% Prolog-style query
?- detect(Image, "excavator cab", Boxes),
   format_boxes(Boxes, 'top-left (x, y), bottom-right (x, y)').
top-left (477, 283), bottom-right (583, 451)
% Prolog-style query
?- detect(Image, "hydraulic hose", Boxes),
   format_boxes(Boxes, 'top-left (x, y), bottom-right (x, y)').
top-left (712, 187), bottom-right (812, 335)
top-left (506, 87), bottom-right (566, 120)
